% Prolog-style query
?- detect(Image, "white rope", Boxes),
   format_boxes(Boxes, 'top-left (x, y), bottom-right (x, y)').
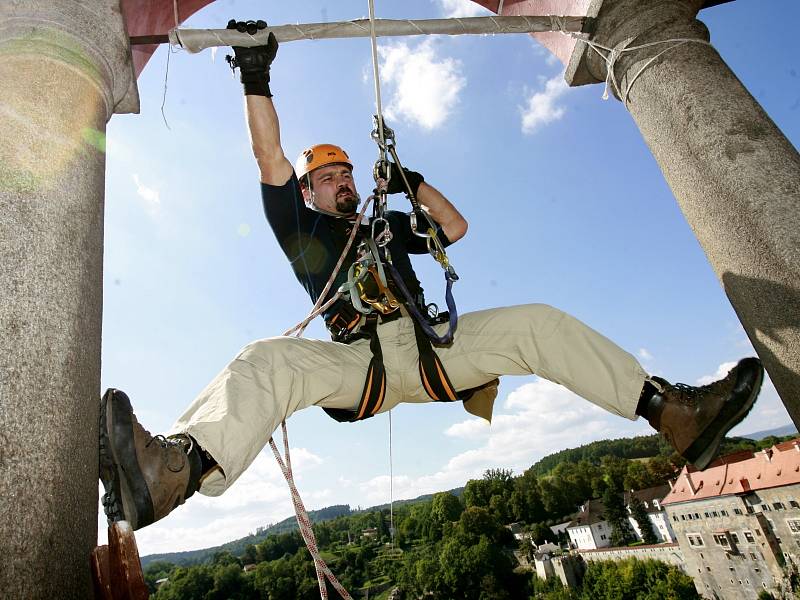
top-left (555, 22), bottom-right (713, 105)
top-left (389, 410), bottom-right (395, 548)
top-left (366, 0), bottom-right (397, 557)
top-left (270, 423), bottom-right (353, 600)
top-left (268, 193), bottom-right (380, 600)
top-left (367, 0), bottom-right (387, 158)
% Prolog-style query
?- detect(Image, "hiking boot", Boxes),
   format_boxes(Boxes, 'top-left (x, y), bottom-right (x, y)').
top-left (644, 357), bottom-right (763, 471)
top-left (99, 388), bottom-right (202, 530)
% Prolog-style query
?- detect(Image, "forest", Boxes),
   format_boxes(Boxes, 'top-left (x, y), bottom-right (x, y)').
top-left (143, 433), bottom-right (793, 599)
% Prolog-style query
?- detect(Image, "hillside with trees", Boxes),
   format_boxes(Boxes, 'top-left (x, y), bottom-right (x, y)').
top-left (143, 433), bottom-right (795, 599)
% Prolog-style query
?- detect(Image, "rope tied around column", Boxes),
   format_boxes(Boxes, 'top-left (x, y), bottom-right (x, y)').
top-left (555, 21), bottom-right (713, 106)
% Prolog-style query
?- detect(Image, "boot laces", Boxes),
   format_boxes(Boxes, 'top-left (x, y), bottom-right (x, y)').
top-left (146, 434), bottom-right (190, 473)
top-left (670, 375), bottom-right (731, 406)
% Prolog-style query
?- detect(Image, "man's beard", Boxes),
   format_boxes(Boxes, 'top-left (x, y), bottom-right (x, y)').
top-left (335, 190), bottom-right (359, 215)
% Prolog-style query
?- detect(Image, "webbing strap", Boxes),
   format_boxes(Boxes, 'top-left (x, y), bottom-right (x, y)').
top-left (413, 319), bottom-right (459, 403)
top-left (385, 262), bottom-right (457, 345)
top-left (323, 327), bottom-right (387, 423)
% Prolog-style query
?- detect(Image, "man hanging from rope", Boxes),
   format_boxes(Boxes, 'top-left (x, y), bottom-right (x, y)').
top-left (99, 22), bottom-right (764, 531)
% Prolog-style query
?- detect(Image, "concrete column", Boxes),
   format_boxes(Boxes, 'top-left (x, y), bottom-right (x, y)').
top-left (565, 0), bottom-right (800, 428)
top-left (0, 2), bottom-right (138, 597)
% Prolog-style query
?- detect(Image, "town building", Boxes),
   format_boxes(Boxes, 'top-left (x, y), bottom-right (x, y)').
top-left (566, 499), bottom-right (613, 550)
top-left (662, 440), bottom-right (800, 599)
top-left (625, 484), bottom-right (677, 543)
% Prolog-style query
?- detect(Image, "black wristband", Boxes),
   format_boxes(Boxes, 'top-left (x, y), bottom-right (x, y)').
top-left (243, 80), bottom-right (272, 97)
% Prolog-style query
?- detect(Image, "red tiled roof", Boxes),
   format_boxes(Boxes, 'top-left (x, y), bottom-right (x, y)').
top-left (662, 439), bottom-right (800, 505)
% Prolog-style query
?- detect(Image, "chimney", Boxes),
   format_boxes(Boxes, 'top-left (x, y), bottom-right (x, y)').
top-left (684, 472), bottom-right (697, 495)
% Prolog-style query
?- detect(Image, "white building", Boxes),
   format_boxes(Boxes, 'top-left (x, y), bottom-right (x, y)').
top-left (625, 484), bottom-right (677, 543)
top-left (567, 500), bottom-right (612, 550)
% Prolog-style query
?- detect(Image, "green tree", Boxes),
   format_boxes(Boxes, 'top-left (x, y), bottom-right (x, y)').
top-left (602, 486), bottom-right (634, 547)
top-left (629, 496), bottom-right (658, 545)
top-left (207, 562), bottom-right (256, 600)
top-left (430, 492), bottom-right (463, 538)
top-left (153, 565), bottom-right (214, 600)
top-left (510, 468), bottom-right (545, 523)
top-left (580, 558), bottom-right (699, 600)
top-left (143, 560), bottom-right (175, 594)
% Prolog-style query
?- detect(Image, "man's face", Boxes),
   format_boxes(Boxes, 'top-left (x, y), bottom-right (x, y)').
top-left (303, 164), bottom-right (359, 216)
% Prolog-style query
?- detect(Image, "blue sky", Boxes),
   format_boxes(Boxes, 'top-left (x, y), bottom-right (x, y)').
top-left (100, 0), bottom-right (800, 555)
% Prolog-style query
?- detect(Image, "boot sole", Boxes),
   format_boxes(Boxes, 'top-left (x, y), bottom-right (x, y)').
top-left (99, 391), bottom-right (123, 523)
top-left (684, 359), bottom-right (764, 471)
top-left (99, 389), bottom-right (154, 529)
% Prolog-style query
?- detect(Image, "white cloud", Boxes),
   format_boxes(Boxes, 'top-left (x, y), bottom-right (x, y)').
top-left (436, 0), bottom-right (492, 18)
top-left (445, 418), bottom-right (490, 438)
top-left (132, 173), bottom-right (161, 216)
top-left (359, 378), bottom-right (650, 504)
top-left (696, 361), bottom-right (738, 386)
top-left (520, 74), bottom-right (569, 134)
top-left (638, 348), bottom-right (653, 361)
top-left (379, 40), bottom-right (465, 130)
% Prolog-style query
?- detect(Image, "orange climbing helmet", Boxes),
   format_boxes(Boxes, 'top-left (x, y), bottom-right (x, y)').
top-left (295, 143), bottom-right (353, 181)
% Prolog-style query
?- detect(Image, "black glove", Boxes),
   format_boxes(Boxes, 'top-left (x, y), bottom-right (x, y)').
top-left (385, 163), bottom-right (424, 196)
top-left (225, 19), bottom-right (278, 97)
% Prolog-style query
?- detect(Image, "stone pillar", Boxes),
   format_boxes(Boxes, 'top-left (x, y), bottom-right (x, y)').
top-left (565, 0), bottom-right (800, 427)
top-left (0, 2), bottom-right (138, 597)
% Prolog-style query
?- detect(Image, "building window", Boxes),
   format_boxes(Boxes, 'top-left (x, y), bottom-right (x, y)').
top-left (721, 510), bottom-right (729, 516)
top-left (687, 534), bottom-right (705, 547)
top-left (774, 502), bottom-right (786, 510)
top-left (734, 508), bottom-right (743, 515)
top-left (695, 513), bottom-right (701, 519)
top-left (762, 504), bottom-right (772, 512)
top-left (705, 511), bottom-right (711, 518)
top-left (712, 511), bottom-right (719, 517)
top-left (731, 533), bottom-right (740, 544)
top-left (787, 519), bottom-right (800, 534)
top-left (750, 552), bottom-right (758, 560)
top-left (790, 500), bottom-right (800, 509)
top-left (744, 531), bottom-right (755, 543)
top-left (714, 534), bottom-right (731, 547)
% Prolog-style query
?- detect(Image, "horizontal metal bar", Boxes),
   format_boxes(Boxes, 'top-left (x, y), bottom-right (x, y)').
top-left (128, 16), bottom-right (590, 51)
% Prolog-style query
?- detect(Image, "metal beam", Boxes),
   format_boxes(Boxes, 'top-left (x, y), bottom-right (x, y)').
top-left (128, 15), bottom-right (592, 51)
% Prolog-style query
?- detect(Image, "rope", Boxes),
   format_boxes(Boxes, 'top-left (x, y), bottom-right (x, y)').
top-left (554, 22), bottom-right (712, 105)
top-left (270, 423), bottom-right (353, 600)
top-left (267, 195), bottom-right (381, 600)
top-left (389, 410), bottom-right (394, 548)
top-left (367, 0), bottom-right (387, 159)
top-left (365, 3), bottom-right (398, 554)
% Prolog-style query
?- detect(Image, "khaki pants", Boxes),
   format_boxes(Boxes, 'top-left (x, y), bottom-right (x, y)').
top-left (171, 304), bottom-right (648, 496)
